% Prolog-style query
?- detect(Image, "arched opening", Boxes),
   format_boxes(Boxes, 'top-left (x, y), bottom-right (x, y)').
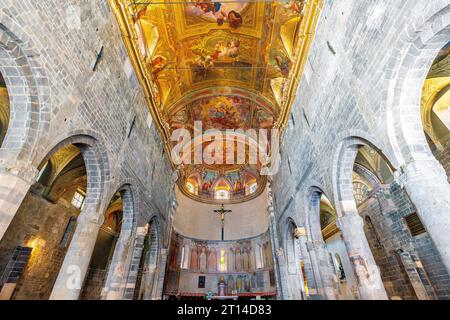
top-left (0, 144), bottom-right (87, 300)
top-left (283, 219), bottom-right (307, 300)
top-left (133, 219), bottom-right (160, 300)
top-left (79, 192), bottom-right (124, 300)
top-left (350, 144), bottom-right (448, 300)
top-left (421, 41), bottom-right (450, 179)
top-left (0, 72), bottom-right (9, 147)
top-left (319, 193), bottom-right (359, 300)
top-left (303, 189), bottom-right (349, 300)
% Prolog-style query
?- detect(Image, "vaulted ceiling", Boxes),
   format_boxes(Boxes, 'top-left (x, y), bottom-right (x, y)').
top-left (109, 0), bottom-right (323, 202)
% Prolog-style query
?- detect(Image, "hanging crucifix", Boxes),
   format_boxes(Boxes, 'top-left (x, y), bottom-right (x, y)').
top-left (213, 204), bottom-right (232, 241)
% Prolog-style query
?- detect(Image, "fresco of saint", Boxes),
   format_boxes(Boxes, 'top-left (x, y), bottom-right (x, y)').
top-left (186, 1), bottom-right (245, 28)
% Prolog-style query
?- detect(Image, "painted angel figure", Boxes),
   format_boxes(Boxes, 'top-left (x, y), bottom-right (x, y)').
top-left (285, 0), bottom-right (307, 15)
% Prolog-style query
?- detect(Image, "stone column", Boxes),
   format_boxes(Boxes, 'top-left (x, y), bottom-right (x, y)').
top-left (267, 182), bottom-right (289, 300)
top-left (284, 241), bottom-right (306, 299)
top-left (0, 164), bottom-right (37, 241)
top-left (337, 213), bottom-right (388, 300)
top-left (101, 230), bottom-right (134, 300)
top-left (397, 159), bottom-right (450, 276)
top-left (151, 248), bottom-right (168, 300)
top-left (296, 233), bottom-right (320, 300)
top-left (312, 241), bottom-right (338, 300)
top-left (395, 250), bottom-right (430, 300)
top-left (49, 211), bottom-right (103, 300)
top-left (285, 228), bottom-right (307, 300)
top-left (123, 227), bottom-right (147, 300)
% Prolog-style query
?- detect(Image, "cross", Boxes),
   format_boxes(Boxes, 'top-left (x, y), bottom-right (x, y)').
top-left (213, 204), bottom-right (232, 241)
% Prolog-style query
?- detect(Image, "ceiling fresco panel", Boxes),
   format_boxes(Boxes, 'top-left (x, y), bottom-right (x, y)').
top-left (109, 0), bottom-right (323, 203)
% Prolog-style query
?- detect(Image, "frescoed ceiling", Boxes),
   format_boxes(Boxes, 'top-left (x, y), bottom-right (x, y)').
top-left (109, 0), bottom-right (323, 203)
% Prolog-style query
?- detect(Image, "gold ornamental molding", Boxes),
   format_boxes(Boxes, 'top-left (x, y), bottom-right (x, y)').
top-left (275, 0), bottom-right (324, 130)
top-left (108, 0), bottom-right (172, 147)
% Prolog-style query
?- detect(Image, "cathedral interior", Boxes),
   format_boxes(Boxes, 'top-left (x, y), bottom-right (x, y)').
top-left (0, 0), bottom-right (449, 301)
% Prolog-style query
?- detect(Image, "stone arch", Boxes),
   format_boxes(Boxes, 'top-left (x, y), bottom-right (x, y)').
top-left (332, 136), bottom-right (395, 218)
top-left (133, 215), bottom-right (162, 300)
top-left (280, 215), bottom-right (311, 299)
top-left (332, 137), bottom-right (391, 299)
top-left (147, 216), bottom-right (161, 270)
top-left (0, 13), bottom-right (50, 162)
top-left (0, 131), bottom-right (110, 299)
top-left (385, 5), bottom-right (450, 165)
top-left (283, 217), bottom-right (299, 275)
top-left (304, 186), bottom-right (336, 241)
top-left (36, 133), bottom-right (110, 221)
top-left (302, 185), bottom-right (338, 300)
top-left (0, 132), bottom-right (109, 246)
top-left (100, 183), bottom-right (137, 300)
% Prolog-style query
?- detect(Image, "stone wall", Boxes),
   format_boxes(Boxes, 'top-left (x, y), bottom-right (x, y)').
top-left (357, 183), bottom-right (450, 299)
top-left (0, 0), bottom-right (175, 299)
top-left (432, 142), bottom-right (450, 181)
top-left (0, 190), bottom-right (78, 300)
top-left (273, 0), bottom-right (449, 220)
top-left (0, 0), bottom-right (174, 221)
top-left (271, 0), bottom-right (450, 300)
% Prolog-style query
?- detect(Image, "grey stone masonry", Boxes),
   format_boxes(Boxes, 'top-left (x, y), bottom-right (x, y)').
top-left (0, 0), bottom-right (175, 300)
top-left (272, 0), bottom-right (450, 300)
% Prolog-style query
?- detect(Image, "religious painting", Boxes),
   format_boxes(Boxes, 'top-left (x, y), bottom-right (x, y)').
top-left (269, 49), bottom-right (292, 78)
top-left (105, 211), bottom-right (123, 233)
top-left (284, 0), bottom-right (307, 15)
top-left (191, 96), bottom-right (252, 131)
top-left (184, 1), bottom-right (248, 29)
top-left (187, 32), bottom-right (254, 83)
top-left (127, 0), bottom-right (308, 204)
top-left (169, 108), bottom-right (190, 131)
top-left (201, 170), bottom-right (218, 192)
top-left (226, 171), bottom-right (244, 193)
top-left (253, 107), bottom-right (275, 129)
